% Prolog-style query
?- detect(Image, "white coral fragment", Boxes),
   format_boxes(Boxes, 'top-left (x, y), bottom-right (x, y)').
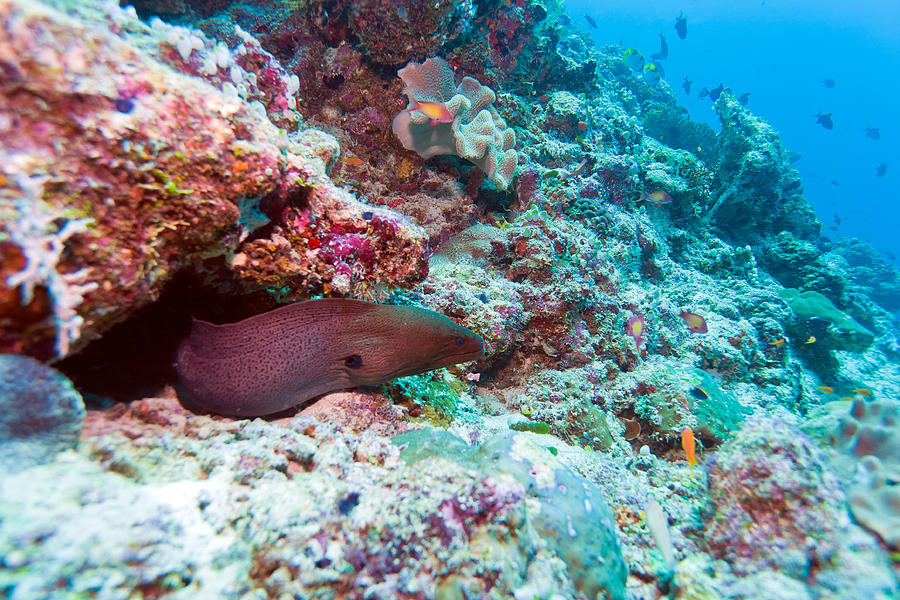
top-left (5, 174), bottom-right (98, 357)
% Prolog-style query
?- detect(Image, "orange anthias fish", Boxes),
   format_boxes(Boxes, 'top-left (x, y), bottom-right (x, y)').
top-left (627, 314), bottom-right (647, 350)
top-left (407, 98), bottom-right (454, 125)
top-left (853, 388), bottom-right (872, 396)
top-left (341, 157), bottom-right (364, 167)
top-left (637, 189), bottom-right (673, 207)
top-left (804, 336), bottom-right (816, 344)
top-left (769, 337), bottom-right (786, 347)
top-left (681, 426), bottom-right (697, 470)
top-left (817, 385), bottom-right (835, 394)
top-left (678, 310), bottom-right (708, 333)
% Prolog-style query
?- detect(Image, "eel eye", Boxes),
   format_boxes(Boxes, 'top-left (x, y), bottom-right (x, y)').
top-left (455, 337), bottom-right (465, 347)
top-left (344, 354), bottom-right (363, 368)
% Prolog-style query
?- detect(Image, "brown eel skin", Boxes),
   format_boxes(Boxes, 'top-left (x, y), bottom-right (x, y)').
top-left (175, 298), bottom-right (484, 416)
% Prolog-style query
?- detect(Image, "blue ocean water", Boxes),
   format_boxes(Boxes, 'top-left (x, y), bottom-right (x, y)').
top-left (569, 0), bottom-right (900, 263)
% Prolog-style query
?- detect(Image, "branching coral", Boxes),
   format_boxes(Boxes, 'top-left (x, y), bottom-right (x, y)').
top-left (391, 57), bottom-right (518, 189)
top-left (4, 174), bottom-right (97, 357)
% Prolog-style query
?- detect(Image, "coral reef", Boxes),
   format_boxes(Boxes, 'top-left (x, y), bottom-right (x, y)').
top-left (707, 93), bottom-right (820, 245)
top-left (0, 0), bottom-right (428, 359)
top-left (1, 0), bottom-right (899, 597)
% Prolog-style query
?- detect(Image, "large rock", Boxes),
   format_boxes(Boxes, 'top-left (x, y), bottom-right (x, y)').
top-left (0, 354), bottom-right (84, 471)
top-left (708, 94), bottom-right (820, 245)
top-left (394, 428), bottom-right (628, 600)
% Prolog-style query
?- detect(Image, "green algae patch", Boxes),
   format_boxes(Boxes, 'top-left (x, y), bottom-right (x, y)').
top-left (383, 369), bottom-right (467, 425)
top-left (778, 288), bottom-right (874, 352)
top-left (634, 364), bottom-right (749, 439)
top-left (509, 420), bottom-right (551, 434)
top-left (393, 429), bottom-right (627, 600)
top-left (687, 368), bottom-right (750, 438)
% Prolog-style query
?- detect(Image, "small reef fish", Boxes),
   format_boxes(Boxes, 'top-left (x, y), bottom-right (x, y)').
top-left (805, 336), bottom-right (816, 344)
top-left (623, 48), bottom-right (645, 71)
top-left (876, 162), bottom-right (888, 178)
top-left (341, 157), bottom-right (364, 167)
top-left (674, 11), bottom-right (687, 39)
top-left (853, 388), bottom-right (872, 396)
top-left (638, 189), bottom-right (673, 206)
top-left (689, 386), bottom-right (709, 400)
top-left (681, 76), bottom-right (692, 94)
top-left (839, 396), bottom-right (854, 401)
top-left (561, 158), bottom-right (589, 180)
top-left (700, 83), bottom-right (725, 102)
top-left (650, 33), bottom-right (668, 60)
top-left (864, 126), bottom-right (880, 140)
top-left (681, 427), bottom-right (697, 470)
top-left (584, 14), bottom-right (597, 28)
top-left (737, 92), bottom-right (750, 105)
top-left (627, 314), bottom-right (647, 350)
top-left (817, 386), bottom-right (834, 394)
top-left (823, 78), bottom-right (836, 88)
top-left (407, 98), bottom-right (454, 125)
top-left (678, 310), bottom-right (708, 333)
top-left (769, 337), bottom-right (786, 347)
top-left (642, 63), bottom-right (661, 85)
top-left (815, 112), bottom-right (833, 130)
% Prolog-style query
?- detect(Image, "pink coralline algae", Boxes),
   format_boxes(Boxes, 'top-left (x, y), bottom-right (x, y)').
top-left (392, 57), bottom-right (518, 190)
top-left (703, 418), bottom-right (851, 579)
top-left (0, 1), bottom-right (428, 358)
top-left (346, 0), bottom-right (474, 65)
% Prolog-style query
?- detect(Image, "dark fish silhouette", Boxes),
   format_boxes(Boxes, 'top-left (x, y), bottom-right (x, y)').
top-left (815, 112), bottom-right (833, 129)
top-left (788, 151), bottom-right (803, 164)
top-left (823, 78), bottom-right (836, 88)
top-left (698, 87), bottom-right (709, 100)
top-left (864, 126), bottom-right (880, 140)
top-left (584, 14), bottom-right (597, 28)
top-left (737, 92), bottom-right (750, 105)
top-left (651, 33), bottom-right (668, 60)
top-left (675, 11), bottom-right (687, 39)
top-left (831, 180), bottom-right (840, 186)
top-left (682, 76), bottom-right (692, 94)
top-left (708, 83), bottom-right (725, 101)
top-left (876, 162), bottom-right (888, 177)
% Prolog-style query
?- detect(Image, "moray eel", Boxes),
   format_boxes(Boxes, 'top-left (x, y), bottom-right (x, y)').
top-left (175, 298), bottom-right (484, 417)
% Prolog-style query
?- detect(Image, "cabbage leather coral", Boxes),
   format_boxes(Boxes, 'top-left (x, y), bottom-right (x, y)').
top-left (391, 57), bottom-right (518, 190)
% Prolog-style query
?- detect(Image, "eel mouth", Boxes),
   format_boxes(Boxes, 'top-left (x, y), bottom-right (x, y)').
top-left (381, 348), bottom-right (483, 381)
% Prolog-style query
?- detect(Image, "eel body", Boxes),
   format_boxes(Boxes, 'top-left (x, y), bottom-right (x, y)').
top-left (175, 298), bottom-right (483, 416)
